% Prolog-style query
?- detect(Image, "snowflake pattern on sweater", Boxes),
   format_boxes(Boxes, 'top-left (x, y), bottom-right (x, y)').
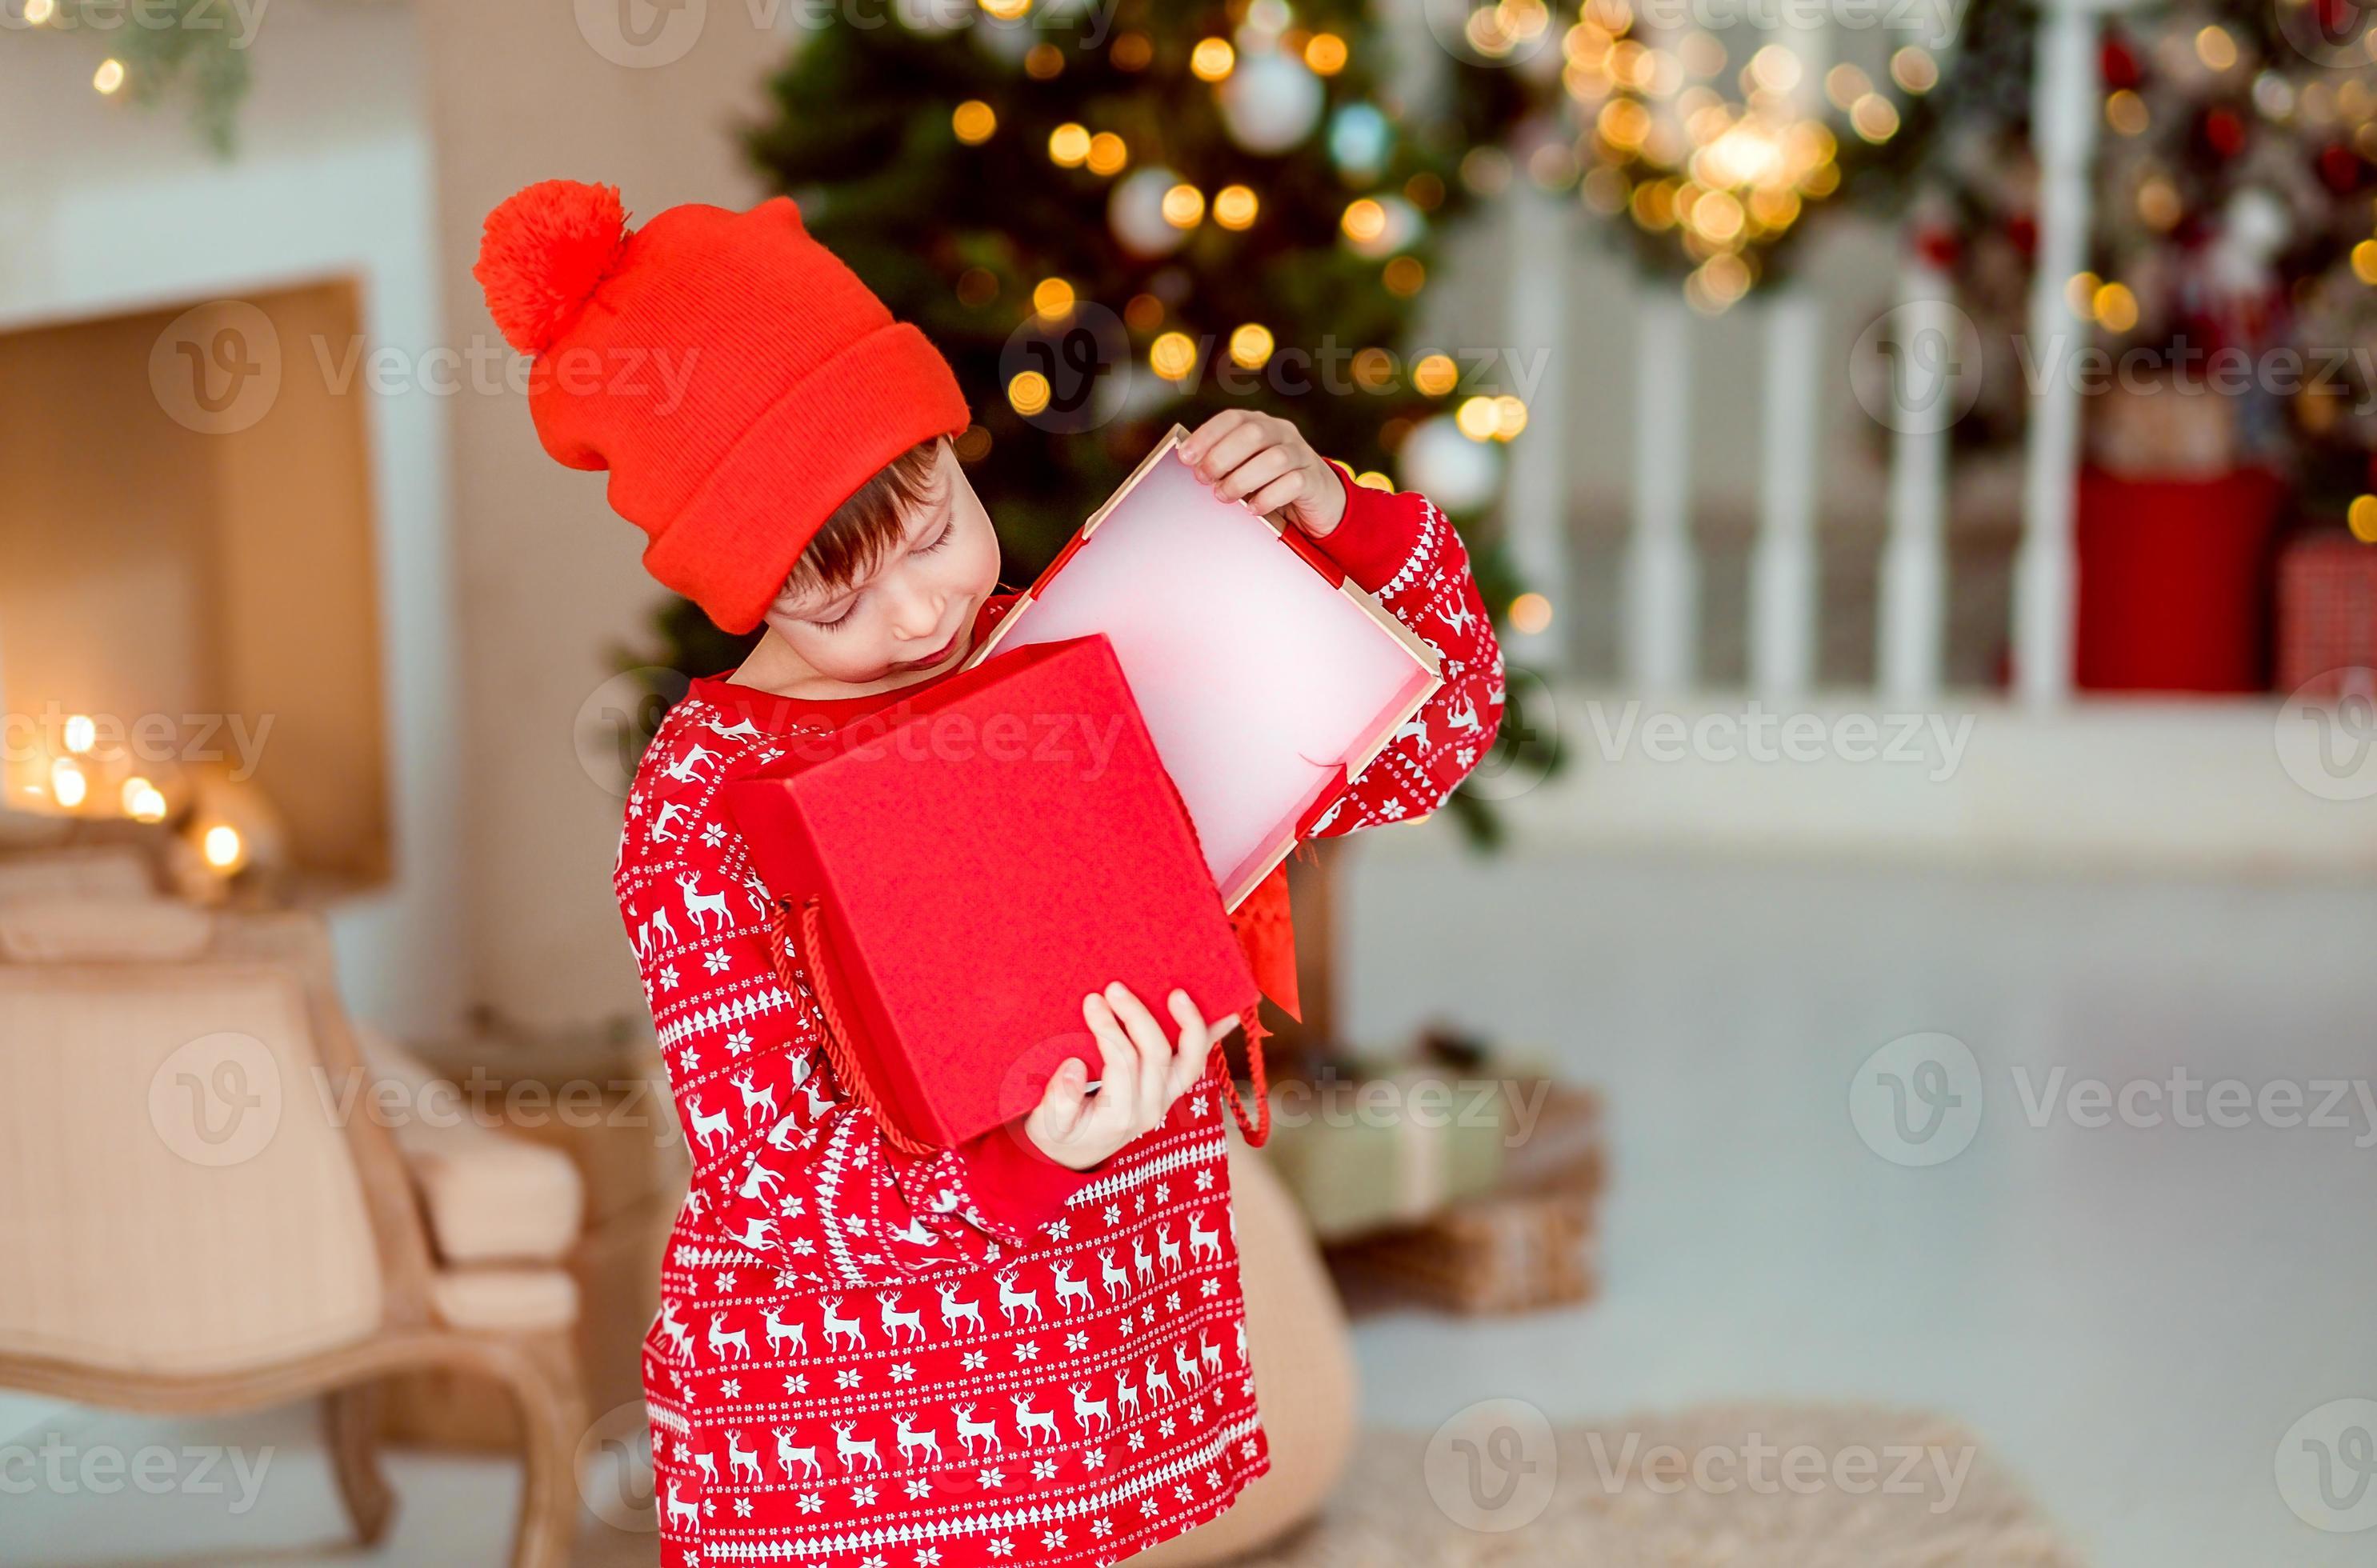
top-left (616, 469), bottom-right (1501, 1566)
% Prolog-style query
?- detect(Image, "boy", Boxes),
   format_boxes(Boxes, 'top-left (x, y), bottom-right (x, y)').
top-left (474, 179), bottom-right (1503, 1566)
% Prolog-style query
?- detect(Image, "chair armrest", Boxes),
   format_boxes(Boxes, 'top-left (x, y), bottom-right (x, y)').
top-left (357, 1025), bottom-right (586, 1266)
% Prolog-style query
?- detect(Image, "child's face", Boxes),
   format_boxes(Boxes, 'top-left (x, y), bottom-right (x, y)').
top-left (758, 438), bottom-right (1002, 688)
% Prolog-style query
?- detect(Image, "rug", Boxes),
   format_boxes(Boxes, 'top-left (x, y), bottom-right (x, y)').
top-left (1225, 1403), bottom-right (2086, 1567)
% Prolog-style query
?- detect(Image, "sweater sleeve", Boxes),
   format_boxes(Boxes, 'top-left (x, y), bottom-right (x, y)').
top-left (614, 718), bottom-right (1114, 1290)
top-left (1300, 458), bottom-right (1505, 836)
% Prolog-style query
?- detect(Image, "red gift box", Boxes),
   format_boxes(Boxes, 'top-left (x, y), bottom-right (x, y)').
top-left (721, 634), bottom-right (1261, 1152)
top-left (2275, 530), bottom-right (2377, 698)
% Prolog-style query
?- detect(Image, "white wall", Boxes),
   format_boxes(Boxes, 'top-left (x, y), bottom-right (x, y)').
top-left (0, 2), bottom-right (466, 1038)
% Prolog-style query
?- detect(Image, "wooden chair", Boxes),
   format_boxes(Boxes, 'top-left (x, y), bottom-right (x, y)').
top-left (0, 900), bottom-right (587, 1565)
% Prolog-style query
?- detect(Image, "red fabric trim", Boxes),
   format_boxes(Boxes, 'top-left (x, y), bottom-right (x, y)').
top-left (1309, 458), bottom-right (1426, 594)
top-left (954, 1117), bottom-right (1112, 1239)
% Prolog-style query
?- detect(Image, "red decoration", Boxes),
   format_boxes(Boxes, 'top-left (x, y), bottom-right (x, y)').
top-left (1914, 224), bottom-right (1962, 270)
top-left (2275, 531), bottom-right (2377, 698)
top-left (2101, 34), bottom-right (2141, 90)
top-left (2203, 107), bottom-right (2247, 160)
top-left (723, 634), bottom-right (1261, 1151)
top-left (2318, 141), bottom-right (2363, 194)
top-left (2075, 468), bottom-right (2288, 693)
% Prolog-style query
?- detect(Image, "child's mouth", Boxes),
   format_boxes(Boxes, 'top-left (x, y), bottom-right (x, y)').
top-left (898, 622), bottom-right (966, 672)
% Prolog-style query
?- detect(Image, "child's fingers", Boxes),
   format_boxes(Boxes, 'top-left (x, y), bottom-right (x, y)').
top-left (1179, 409), bottom-right (1251, 467)
top-left (1212, 445), bottom-right (1297, 506)
top-left (1184, 415), bottom-right (1276, 487)
top-left (1034, 1056), bottom-right (1092, 1134)
top-left (1241, 469), bottom-right (1308, 518)
top-left (1165, 990), bottom-right (1215, 1100)
top-left (1100, 982), bottom-right (1174, 1122)
top-left (1080, 993), bottom-right (1142, 1127)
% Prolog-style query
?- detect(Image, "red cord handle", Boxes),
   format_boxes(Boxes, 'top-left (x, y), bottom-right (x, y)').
top-left (765, 897), bottom-right (942, 1158)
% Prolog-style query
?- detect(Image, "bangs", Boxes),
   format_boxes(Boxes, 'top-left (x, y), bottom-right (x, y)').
top-left (784, 436), bottom-right (946, 600)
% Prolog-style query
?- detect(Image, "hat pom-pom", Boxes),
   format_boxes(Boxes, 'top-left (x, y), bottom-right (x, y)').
top-left (473, 179), bottom-right (630, 356)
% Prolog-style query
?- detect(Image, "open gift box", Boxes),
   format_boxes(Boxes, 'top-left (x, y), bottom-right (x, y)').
top-left (966, 424), bottom-right (1443, 910)
top-left (722, 633), bottom-right (1261, 1152)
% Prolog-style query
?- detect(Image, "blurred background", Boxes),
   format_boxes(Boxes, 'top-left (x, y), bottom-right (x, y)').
top-left (3, 0), bottom-right (2375, 1563)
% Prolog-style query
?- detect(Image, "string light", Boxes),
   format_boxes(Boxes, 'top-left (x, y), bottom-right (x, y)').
top-left (49, 758), bottom-right (87, 809)
top-left (1509, 593), bottom-right (1555, 634)
top-left (1161, 183), bottom-right (1205, 228)
top-left (23, 0), bottom-right (54, 22)
top-left (93, 58), bottom-right (125, 95)
top-left (63, 714), bottom-right (97, 754)
top-left (1340, 198), bottom-right (1387, 245)
top-left (1191, 38), bottom-right (1235, 82)
top-left (1149, 332), bottom-right (1198, 382)
top-left (2350, 495), bottom-right (2377, 543)
top-left (1030, 277), bottom-right (1075, 320)
top-left (1048, 123), bottom-right (1091, 166)
top-left (1413, 354), bottom-right (1460, 397)
top-left (952, 101), bottom-right (997, 144)
top-left (202, 824), bottom-right (245, 872)
top-left (1086, 131), bottom-right (1128, 176)
top-left (1213, 184), bottom-right (1259, 230)
top-left (1228, 323), bottom-right (1275, 369)
top-left (1007, 370), bottom-right (1051, 416)
top-left (1305, 33), bottom-right (1347, 74)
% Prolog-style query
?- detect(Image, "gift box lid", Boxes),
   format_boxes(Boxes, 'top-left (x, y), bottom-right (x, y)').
top-left (722, 633), bottom-right (1260, 1149)
top-left (966, 426), bottom-right (1442, 909)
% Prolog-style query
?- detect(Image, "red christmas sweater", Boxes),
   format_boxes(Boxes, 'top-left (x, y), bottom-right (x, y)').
top-left (617, 462), bottom-right (1502, 1566)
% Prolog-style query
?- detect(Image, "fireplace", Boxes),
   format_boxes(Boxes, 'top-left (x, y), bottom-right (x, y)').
top-left (0, 282), bottom-right (393, 890)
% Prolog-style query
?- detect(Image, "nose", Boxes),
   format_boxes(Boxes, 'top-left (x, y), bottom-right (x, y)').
top-left (882, 572), bottom-right (946, 642)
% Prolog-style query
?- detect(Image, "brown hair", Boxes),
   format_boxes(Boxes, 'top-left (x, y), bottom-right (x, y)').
top-left (782, 435), bottom-right (946, 602)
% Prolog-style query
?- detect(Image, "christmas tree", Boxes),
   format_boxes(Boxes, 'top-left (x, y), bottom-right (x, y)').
top-left (620, 0), bottom-right (1555, 836)
top-left (1916, 0), bottom-right (2377, 516)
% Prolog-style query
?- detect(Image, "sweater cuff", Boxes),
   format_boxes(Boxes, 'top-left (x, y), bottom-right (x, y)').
top-left (954, 1118), bottom-right (1114, 1242)
top-left (1311, 458), bottom-right (1425, 595)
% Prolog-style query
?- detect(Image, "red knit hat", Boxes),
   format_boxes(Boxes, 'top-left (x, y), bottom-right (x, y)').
top-left (472, 180), bottom-right (973, 634)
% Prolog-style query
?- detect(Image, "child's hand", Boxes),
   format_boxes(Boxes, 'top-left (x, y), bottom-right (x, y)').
top-left (1179, 410), bottom-right (1348, 540)
top-left (1026, 982), bottom-right (1239, 1170)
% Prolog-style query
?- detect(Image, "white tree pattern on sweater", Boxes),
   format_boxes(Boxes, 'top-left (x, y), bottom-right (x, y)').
top-left (616, 478), bottom-right (1501, 1566)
